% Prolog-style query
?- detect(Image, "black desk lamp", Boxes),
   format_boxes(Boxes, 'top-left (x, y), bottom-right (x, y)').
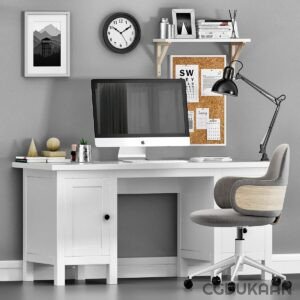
top-left (212, 60), bottom-right (286, 161)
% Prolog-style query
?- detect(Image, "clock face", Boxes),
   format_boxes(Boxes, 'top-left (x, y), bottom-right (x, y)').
top-left (107, 18), bottom-right (136, 49)
top-left (103, 13), bottom-right (141, 53)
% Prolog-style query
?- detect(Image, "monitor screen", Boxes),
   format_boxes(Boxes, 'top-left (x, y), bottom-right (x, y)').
top-left (91, 79), bottom-right (189, 138)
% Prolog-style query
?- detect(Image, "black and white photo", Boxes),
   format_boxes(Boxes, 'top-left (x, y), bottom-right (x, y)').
top-left (172, 9), bottom-right (196, 38)
top-left (33, 23), bottom-right (61, 67)
top-left (24, 12), bottom-right (70, 77)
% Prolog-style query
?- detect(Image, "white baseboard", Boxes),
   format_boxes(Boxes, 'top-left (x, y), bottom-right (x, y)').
top-left (1, 254), bottom-right (299, 282)
top-left (0, 257), bottom-right (177, 281)
top-left (271, 254), bottom-right (300, 274)
top-left (79, 257), bottom-right (177, 280)
top-left (0, 261), bottom-right (22, 281)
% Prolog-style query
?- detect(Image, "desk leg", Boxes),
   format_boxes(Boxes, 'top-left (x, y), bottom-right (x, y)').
top-left (23, 171), bottom-right (34, 282)
top-left (23, 261), bottom-right (34, 281)
top-left (177, 257), bottom-right (188, 277)
top-left (106, 263), bottom-right (117, 284)
top-left (54, 262), bottom-right (65, 286)
top-left (55, 175), bottom-right (65, 286)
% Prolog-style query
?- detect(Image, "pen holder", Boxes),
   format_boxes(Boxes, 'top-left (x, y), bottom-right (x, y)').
top-left (78, 145), bottom-right (92, 163)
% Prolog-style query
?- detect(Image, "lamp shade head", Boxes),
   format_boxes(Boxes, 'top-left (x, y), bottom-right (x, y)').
top-left (212, 66), bottom-right (238, 97)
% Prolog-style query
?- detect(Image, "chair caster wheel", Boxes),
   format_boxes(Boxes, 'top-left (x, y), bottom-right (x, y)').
top-left (282, 280), bottom-right (292, 290)
top-left (226, 281), bottom-right (235, 293)
top-left (184, 278), bottom-right (193, 289)
top-left (212, 276), bottom-right (221, 286)
top-left (271, 276), bottom-right (281, 286)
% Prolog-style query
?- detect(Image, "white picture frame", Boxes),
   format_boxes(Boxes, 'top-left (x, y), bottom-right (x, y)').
top-left (24, 11), bottom-right (70, 77)
top-left (172, 9), bottom-right (196, 39)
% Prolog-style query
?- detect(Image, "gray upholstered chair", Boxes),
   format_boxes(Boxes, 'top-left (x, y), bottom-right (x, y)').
top-left (184, 144), bottom-right (291, 292)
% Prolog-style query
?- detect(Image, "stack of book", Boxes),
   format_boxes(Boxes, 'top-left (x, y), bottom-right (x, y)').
top-left (15, 156), bottom-right (70, 163)
top-left (41, 150), bottom-right (66, 157)
top-left (196, 19), bottom-right (237, 39)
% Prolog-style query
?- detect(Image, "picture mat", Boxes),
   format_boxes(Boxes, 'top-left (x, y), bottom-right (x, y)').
top-left (24, 12), bottom-right (70, 77)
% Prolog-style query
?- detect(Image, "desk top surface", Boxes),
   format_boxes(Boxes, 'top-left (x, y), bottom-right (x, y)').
top-left (12, 161), bottom-right (269, 171)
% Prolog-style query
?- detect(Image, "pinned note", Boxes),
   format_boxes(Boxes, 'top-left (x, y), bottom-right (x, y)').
top-left (207, 119), bottom-right (221, 140)
top-left (175, 65), bottom-right (199, 103)
top-left (188, 111), bottom-right (195, 132)
top-left (201, 69), bottom-right (223, 96)
top-left (196, 108), bottom-right (209, 129)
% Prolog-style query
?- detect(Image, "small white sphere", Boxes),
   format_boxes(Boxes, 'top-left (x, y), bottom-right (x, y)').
top-left (46, 137), bottom-right (60, 151)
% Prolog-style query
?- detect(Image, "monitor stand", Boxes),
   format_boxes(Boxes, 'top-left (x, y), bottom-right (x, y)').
top-left (118, 147), bottom-right (146, 161)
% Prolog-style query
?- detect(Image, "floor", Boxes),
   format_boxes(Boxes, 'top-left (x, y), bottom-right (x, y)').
top-left (0, 276), bottom-right (298, 300)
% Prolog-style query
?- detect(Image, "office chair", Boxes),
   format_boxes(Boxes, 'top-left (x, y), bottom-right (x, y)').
top-left (184, 144), bottom-right (291, 292)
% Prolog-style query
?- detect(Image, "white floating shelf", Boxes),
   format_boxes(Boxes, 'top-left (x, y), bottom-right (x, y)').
top-left (153, 38), bottom-right (251, 77)
top-left (153, 38), bottom-right (251, 43)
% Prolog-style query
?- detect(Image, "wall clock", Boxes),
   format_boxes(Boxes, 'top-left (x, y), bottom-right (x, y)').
top-left (103, 12), bottom-right (141, 54)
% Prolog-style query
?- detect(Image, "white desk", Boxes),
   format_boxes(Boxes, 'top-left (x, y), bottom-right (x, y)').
top-left (13, 161), bottom-right (270, 286)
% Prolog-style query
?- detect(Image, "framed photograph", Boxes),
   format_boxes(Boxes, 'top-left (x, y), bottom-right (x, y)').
top-left (24, 12), bottom-right (70, 77)
top-left (172, 9), bottom-right (196, 39)
top-left (170, 55), bottom-right (226, 145)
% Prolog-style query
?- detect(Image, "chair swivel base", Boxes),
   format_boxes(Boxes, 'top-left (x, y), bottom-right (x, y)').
top-left (184, 228), bottom-right (292, 291)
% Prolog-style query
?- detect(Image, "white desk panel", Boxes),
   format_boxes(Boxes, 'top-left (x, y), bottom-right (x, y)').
top-left (13, 161), bottom-right (270, 285)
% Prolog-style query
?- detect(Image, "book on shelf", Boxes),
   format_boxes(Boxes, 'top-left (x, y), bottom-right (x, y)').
top-left (196, 19), bottom-right (239, 39)
top-left (15, 156), bottom-right (70, 163)
top-left (47, 157), bottom-right (70, 163)
top-left (41, 150), bottom-right (66, 157)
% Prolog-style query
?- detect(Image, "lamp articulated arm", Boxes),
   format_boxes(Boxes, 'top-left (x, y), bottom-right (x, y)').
top-left (212, 60), bottom-right (287, 161)
top-left (235, 72), bottom-right (286, 161)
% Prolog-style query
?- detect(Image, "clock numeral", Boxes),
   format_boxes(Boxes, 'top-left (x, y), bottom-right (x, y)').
top-left (113, 21), bottom-right (117, 25)
top-left (119, 18), bottom-right (123, 23)
top-left (119, 44), bottom-right (122, 48)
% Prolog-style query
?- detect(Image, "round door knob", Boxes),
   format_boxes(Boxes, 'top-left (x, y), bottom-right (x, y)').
top-left (104, 214), bottom-right (110, 220)
top-left (243, 228), bottom-right (248, 234)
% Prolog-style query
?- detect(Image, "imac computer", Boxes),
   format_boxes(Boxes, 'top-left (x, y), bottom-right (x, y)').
top-left (91, 79), bottom-right (190, 160)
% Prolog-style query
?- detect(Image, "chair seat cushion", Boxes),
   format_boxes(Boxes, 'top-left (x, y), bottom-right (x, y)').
top-left (190, 209), bottom-right (276, 227)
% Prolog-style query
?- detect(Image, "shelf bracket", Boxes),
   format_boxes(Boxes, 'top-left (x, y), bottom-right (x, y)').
top-left (230, 42), bottom-right (245, 66)
top-left (155, 42), bottom-right (171, 78)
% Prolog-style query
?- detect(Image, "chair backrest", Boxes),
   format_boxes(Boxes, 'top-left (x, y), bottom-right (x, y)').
top-left (230, 144), bottom-right (290, 218)
top-left (262, 144), bottom-right (290, 185)
top-left (214, 144), bottom-right (290, 217)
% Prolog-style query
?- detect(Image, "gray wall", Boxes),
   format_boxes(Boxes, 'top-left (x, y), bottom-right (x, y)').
top-left (1, 0), bottom-right (299, 260)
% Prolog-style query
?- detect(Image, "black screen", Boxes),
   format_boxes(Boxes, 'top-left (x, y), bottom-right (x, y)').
top-left (91, 79), bottom-right (189, 137)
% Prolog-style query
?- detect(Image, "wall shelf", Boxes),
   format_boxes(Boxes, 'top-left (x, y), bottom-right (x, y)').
top-left (153, 38), bottom-right (251, 77)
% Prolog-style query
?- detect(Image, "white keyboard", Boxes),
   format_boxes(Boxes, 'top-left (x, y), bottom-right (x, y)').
top-left (121, 159), bottom-right (189, 163)
top-left (189, 157), bottom-right (232, 162)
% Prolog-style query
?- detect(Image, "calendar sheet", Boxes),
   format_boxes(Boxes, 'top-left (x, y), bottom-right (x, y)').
top-left (207, 119), bottom-right (221, 140)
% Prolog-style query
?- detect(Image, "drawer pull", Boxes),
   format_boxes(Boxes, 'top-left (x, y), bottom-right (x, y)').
top-left (104, 214), bottom-right (110, 221)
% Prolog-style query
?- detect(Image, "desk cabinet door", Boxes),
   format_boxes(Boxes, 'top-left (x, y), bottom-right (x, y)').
top-left (63, 178), bottom-right (114, 257)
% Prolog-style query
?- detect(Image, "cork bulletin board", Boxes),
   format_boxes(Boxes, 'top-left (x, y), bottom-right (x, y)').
top-left (170, 55), bottom-right (226, 145)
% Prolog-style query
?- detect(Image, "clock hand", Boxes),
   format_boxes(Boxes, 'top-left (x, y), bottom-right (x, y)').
top-left (111, 26), bottom-right (122, 34)
top-left (111, 26), bottom-right (128, 45)
top-left (121, 25), bottom-right (132, 33)
top-left (120, 33), bottom-right (128, 46)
